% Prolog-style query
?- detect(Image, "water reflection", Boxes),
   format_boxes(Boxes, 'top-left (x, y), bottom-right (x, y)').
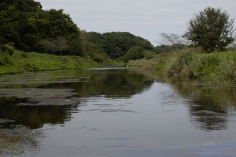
top-left (44, 69), bottom-right (154, 98)
top-left (0, 68), bottom-right (154, 129)
top-left (1, 69), bottom-right (236, 157)
top-left (0, 97), bottom-right (78, 129)
top-left (0, 68), bottom-right (155, 156)
top-left (167, 79), bottom-right (236, 131)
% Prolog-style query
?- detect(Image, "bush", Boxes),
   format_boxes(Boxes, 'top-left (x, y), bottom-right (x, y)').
top-left (165, 52), bottom-right (194, 78)
top-left (143, 50), bottom-right (155, 59)
top-left (0, 53), bottom-right (10, 66)
top-left (122, 46), bottom-right (144, 63)
top-left (90, 52), bottom-right (110, 63)
top-left (0, 43), bottom-right (15, 56)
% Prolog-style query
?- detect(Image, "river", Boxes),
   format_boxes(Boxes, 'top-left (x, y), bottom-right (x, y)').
top-left (0, 68), bottom-right (236, 157)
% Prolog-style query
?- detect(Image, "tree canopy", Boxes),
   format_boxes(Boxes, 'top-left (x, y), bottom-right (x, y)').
top-left (86, 32), bottom-right (154, 59)
top-left (0, 0), bottom-right (154, 58)
top-left (0, 0), bottom-right (156, 62)
top-left (0, 0), bottom-right (82, 55)
top-left (184, 7), bottom-right (235, 52)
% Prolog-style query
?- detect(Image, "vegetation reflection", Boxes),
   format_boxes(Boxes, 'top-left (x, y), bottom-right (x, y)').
top-left (0, 97), bottom-right (78, 129)
top-left (44, 69), bottom-right (155, 98)
top-left (0, 69), bottom-right (155, 129)
top-left (168, 79), bottom-right (236, 131)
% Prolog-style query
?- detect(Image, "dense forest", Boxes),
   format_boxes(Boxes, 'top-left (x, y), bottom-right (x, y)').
top-left (0, 0), bottom-right (81, 55)
top-left (0, 0), bottom-right (157, 62)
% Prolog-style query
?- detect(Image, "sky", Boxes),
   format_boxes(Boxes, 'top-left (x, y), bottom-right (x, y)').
top-left (37, 0), bottom-right (236, 46)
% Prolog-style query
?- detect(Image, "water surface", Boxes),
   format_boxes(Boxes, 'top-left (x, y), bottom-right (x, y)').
top-left (0, 68), bottom-right (236, 157)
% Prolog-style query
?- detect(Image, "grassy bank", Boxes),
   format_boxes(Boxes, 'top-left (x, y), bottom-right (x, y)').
top-left (0, 49), bottom-right (124, 75)
top-left (128, 51), bottom-right (236, 85)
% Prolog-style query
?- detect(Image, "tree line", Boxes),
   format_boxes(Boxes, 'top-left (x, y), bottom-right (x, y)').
top-left (1, 0), bottom-right (235, 60)
top-left (0, 0), bottom-right (155, 62)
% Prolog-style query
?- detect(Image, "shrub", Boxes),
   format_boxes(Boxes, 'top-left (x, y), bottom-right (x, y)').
top-left (4, 44), bottom-right (15, 56)
top-left (143, 50), bottom-right (155, 59)
top-left (165, 52), bottom-right (194, 78)
top-left (122, 46), bottom-right (144, 63)
top-left (0, 54), bottom-right (10, 66)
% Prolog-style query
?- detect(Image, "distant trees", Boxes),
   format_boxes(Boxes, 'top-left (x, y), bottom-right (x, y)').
top-left (86, 32), bottom-right (154, 59)
top-left (184, 7), bottom-right (235, 52)
top-left (155, 32), bottom-right (187, 53)
top-left (1, 0), bottom-right (154, 60)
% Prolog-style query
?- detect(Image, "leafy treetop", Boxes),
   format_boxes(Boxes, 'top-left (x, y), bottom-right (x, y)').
top-left (184, 7), bottom-right (235, 52)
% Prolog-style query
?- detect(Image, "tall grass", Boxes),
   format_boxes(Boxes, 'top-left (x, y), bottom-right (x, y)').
top-left (128, 51), bottom-right (236, 86)
top-left (168, 52), bottom-right (236, 84)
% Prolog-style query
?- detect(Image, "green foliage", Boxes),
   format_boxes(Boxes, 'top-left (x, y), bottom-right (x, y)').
top-left (192, 54), bottom-right (220, 79)
top-left (0, 0), bottom-right (82, 55)
top-left (184, 7), bottom-right (235, 52)
top-left (165, 52), bottom-right (194, 78)
top-left (128, 51), bottom-right (236, 85)
top-left (143, 50), bottom-right (155, 59)
top-left (166, 52), bottom-right (236, 84)
top-left (155, 45), bottom-right (172, 53)
top-left (0, 43), bottom-right (15, 56)
top-left (155, 44), bottom-right (185, 54)
top-left (86, 32), bottom-right (154, 59)
top-left (38, 9), bottom-right (82, 55)
top-left (0, 0), bottom-right (42, 50)
top-left (0, 44), bottom-right (16, 66)
top-left (0, 50), bottom-right (124, 75)
top-left (1, 0), bottom-right (157, 59)
top-left (0, 54), bottom-right (11, 66)
top-left (122, 46), bottom-right (144, 63)
top-left (127, 53), bottom-right (169, 71)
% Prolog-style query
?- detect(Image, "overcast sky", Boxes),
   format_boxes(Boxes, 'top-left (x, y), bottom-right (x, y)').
top-left (37, 0), bottom-right (236, 46)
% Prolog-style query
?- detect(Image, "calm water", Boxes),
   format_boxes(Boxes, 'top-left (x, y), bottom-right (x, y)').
top-left (0, 68), bottom-right (236, 157)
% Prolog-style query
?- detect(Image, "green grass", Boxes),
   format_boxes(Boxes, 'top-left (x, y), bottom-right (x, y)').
top-left (128, 51), bottom-right (236, 86)
top-left (0, 49), bottom-right (124, 75)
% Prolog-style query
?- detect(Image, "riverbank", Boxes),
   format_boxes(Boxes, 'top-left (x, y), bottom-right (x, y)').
top-left (0, 49), bottom-right (124, 75)
top-left (2, 48), bottom-right (236, 87)
top-left (127, 51), bottom-right (236, 86)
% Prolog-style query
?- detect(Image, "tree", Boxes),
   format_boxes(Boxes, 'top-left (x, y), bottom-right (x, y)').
top-left (86, 31), bottom-right (154, 59)
top-left (0, 0), bottom-right (82, 55)
top-left (184, 7), bottom-right (235, 52)
top-left (38, 9), bottom-right (82, 55)
top-left (156, 32), bottom-right (188, 53)
top-left (122, 46), bottom-right (144, 63)
top-left (158, 32), bottom-right (188, 46)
